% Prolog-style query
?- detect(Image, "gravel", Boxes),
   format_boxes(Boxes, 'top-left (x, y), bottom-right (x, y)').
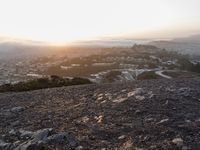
top-left (0, 78), bottom-right (200, 149)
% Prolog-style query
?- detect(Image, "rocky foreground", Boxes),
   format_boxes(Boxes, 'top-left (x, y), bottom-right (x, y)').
top-left (0, 78), bottom-right (200, 150)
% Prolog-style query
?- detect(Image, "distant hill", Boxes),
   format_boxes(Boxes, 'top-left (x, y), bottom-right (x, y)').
top-left (0, 39), bottom-right (61, 59)
top-left (149, 35), bottom-right (200, 56)
top-left (173, 34), bottom-right (200, 43)
top-left (0, 37), bottom-right (108, 60)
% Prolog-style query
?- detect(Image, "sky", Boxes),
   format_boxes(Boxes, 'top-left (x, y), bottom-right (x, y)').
top-left (0, 0), bottom-right (200, 44)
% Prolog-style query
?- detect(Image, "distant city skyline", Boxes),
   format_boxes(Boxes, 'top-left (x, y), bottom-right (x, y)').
top-left (0, 0), bottom-right (200, 44)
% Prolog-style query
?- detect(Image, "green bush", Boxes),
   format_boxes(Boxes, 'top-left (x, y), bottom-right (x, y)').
top-left (137, 71), bottom-right (161, 80)
top-left (178, 57), bottom-right (200, 73)
top-left (0, 76), bottom-right (92, 93)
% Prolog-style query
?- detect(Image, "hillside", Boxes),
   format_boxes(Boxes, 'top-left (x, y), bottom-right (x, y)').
top-left (0, 78), bottom-right (200, 149)
top-left (149, 35), bottom-right (200, 56)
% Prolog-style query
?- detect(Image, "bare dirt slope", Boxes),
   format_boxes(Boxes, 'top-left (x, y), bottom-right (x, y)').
top-left (0, 78), bottom-right (200, 149)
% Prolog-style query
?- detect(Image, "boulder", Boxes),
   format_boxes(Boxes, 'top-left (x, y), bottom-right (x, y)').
top-left (45, 132), bottom-right (78, 149)
top-left (32, 128), bottom-right (52, 143)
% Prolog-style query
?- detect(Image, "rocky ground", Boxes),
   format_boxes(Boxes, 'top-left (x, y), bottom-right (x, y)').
top-left (0, 78), bottom-right (200, 150)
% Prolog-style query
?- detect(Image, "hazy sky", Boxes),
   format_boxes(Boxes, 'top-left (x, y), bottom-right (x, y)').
top-left (0, 0), bottom-right (200, 43)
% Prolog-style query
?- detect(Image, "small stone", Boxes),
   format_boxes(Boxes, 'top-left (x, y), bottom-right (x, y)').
top-left (14, 140), bottom-right (21, 145)
top-left (178, 88), bottom-right (190, 97)
top-left (135, 95), bottom-right (145, 101)
top-left (101, 100), bottom-right (107, 104)
top-left (10, 106), bottom-right (24, 113)
top-left (145, 118), bottom-right (154, 122)
top-left (19, 130), bottom-right (33, 139)
top-left (133, 88), bottom-right (145, 95)
top-left (118, 135), bottom-right (126, 140)
top-left (157, 118), bottom-right (169, 124)
top-left (135, 110), bottom-right (141, 114)
top-left (150, 145), bottom-right (157, 149)
top-left (127, 88), bottom-right (145, 99)
top-left (121, 139), bottom-right (133, 149)
top-left (76, 145), bottom-right (84, 150)
top-left (11, 120), bottom-right (20, 127)
top-left (148, 91), bottom-right (154, 98)
top-left (113, 97), bottom-right (127, 103)
top-left (127, 91), bottom-right (135, 97)
top-left (121, 89), bottom-right (127, 92)
top-left (185, 120), bottom-right (191, 123)
top-left (81, 116), bottom-right (89, 123)
top-left (95, 115), bottom-right (103, 123)
top-left (164, 100), bottom-right (169, 105)
top-left (9, 129), bottom-right (17, 135)
top-left (172, 138), bottom-right (183, 146)
top-left (97, 96), bottom-right (103, 101)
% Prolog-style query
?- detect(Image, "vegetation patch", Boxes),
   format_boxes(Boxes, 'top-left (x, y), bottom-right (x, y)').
top-left (102, 71), bottom-right (122, 83)
top-left (0, 76), bottom-right (92, 93)
top-left (137, 71), bottom-right (162, 80)
top-left (162, 71), bottom-right (199, 78)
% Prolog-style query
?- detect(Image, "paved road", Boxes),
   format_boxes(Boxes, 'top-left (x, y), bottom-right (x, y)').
top-left (155, 70), bottom-right (172, 79)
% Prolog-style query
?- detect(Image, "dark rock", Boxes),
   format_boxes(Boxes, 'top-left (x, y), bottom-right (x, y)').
top-left (178, 88), bottom-right (191, 97)
top-left (46, 132), bottom-right (78, 149)
top-left (9, 129), bottom-right (17, 135)
top-left (11, 120), bottom-right (20, 127)
top-left (32, 128), bottom-right (52, 143)
top-left (19, 130), bottom-right (33, 140)
top-left (5, 128), bottom-right (78, 150)
top-left (0, 140), bottom-right (16, 150)
top-left (16, 141), bottom-right (41, 150)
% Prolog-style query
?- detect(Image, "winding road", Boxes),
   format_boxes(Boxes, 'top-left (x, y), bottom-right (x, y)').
top-left (155, 70), bottom-right (172, 79)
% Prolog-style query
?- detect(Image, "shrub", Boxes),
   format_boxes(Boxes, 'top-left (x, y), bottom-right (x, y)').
top-left (137, 71), bottom-right (161, 80)
top-left (0, 76), bottom-right (92, 93)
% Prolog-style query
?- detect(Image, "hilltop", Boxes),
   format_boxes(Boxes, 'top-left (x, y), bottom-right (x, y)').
top-left (0, 78), bottom-right (200, 149)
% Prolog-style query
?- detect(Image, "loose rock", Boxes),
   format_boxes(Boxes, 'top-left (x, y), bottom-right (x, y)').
top-left (10, 106), bottom-right (24, 113)
top-left (172, 138), bottom-right (183, 146)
